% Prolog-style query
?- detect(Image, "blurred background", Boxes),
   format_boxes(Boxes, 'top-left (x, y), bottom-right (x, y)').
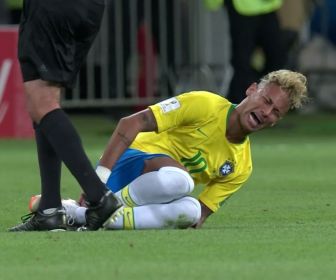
top-left (1, 0), bottom-right (336, 126)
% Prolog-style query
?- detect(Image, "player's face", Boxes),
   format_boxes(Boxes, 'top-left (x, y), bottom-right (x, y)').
top-left (238, 82), bottom-right (290, 133)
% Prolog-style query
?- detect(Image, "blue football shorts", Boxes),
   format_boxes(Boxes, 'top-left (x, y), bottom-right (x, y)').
top-left (105, 148), bottom-right (170, 192)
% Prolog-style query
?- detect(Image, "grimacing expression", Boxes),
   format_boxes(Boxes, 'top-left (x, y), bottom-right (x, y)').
top-left (240, 83), bottom-right (290, 133)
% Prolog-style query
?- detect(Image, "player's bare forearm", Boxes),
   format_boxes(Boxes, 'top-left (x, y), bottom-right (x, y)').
top-left (99, 109), bottom-right (158, 169)
top-left (193, 201), bottom-right (213, 229)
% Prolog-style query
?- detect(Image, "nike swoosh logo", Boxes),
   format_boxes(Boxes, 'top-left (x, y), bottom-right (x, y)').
top-left (196, 128), bottom-right (208, 137)
top-left (124, 195), bottom-right (133, 206)
top-left (126, 212), bottom-right (133, 229)
top-left (126, 211), bottom-right (132, 226)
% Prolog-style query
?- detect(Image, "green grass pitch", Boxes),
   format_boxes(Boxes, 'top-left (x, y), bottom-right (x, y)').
top-left (0, 112), bottom-right (335, 280)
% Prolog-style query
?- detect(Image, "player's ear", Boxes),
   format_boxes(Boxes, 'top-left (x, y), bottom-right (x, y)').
top-left (246, 83), bottom-right (258, 97)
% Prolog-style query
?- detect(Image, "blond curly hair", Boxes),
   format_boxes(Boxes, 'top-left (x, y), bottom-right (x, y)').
top-left (260, 70), bottom-right (308, 109)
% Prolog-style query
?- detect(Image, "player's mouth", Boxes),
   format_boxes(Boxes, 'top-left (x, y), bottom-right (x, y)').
top-left (249, 112), bottom-right (262, 128)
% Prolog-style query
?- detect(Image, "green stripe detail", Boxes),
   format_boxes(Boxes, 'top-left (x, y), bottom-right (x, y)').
top-left (181, 150), bottom-right (202, 163)
top-left (226, 104), bottom-right (237, 127)
top-left (180, 150), bottom-right (208, 174)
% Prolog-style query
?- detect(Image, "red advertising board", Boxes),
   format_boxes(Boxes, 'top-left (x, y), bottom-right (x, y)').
top-left (0, 26), bottom-right (33, 138)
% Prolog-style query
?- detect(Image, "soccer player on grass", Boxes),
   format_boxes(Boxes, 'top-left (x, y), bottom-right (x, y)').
top-left (9, 0), bottom-right (122, 232)
top-left (28, 70), bottom-right (308, 230)
top-left (56, 69), bottom-right (307, 230)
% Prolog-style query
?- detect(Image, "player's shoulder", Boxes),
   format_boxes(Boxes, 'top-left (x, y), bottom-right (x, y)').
top-left (178, 91), bottom-right (230, 106)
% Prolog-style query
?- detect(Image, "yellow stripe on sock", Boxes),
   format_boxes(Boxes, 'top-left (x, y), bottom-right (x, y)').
top-left (123, 207), bottom-right (135, 230)
top-left (121, 186), bottom-right (137, 207)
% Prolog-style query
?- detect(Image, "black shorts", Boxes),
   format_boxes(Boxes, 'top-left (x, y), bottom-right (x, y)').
top-left (18, 0), bottom-right (105, 88)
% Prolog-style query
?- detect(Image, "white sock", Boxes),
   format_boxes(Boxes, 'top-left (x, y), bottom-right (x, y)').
top-left (106, 196), bottom-right (201, 230)
top-left (75, 207), bottom-right (87, 224)
top-left (116, 166), bottom-right (194, 206)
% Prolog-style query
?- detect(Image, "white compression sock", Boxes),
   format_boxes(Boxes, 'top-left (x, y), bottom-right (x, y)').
top-left (75, 207), bottom-right (87, 224)
top-left (106, 196), bottom-right (201, 230)
top-left (115, 166), bottom-right (195, 206)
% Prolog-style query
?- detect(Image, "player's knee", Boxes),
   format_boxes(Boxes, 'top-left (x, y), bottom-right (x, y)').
top-left (175, 196), bottom-right (201, 228)
top-left (182, 196), bottom-right (201, 223)
top-left (158, 166), bottom-right (194, 196)
top-left (25, 84), bottom-right (61, 122)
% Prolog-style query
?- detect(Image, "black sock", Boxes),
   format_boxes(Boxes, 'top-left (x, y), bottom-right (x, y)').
top-left (34, 123), bottom-right (62, 210)
top-left (38, 109), bottom-right (107, 203)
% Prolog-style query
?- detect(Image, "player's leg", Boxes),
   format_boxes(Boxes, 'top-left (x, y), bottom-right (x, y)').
top-left (28, 194), bottom-right (87, 229)
top-left (225, 0), bottom-right (259, 103)
top-left (105, 196), bottom-right (201, 230)
top-left (258, 12), bottom-right (286, 75)
top-left (102, 151), bottom-right (194, 207)
top-left (25, 81), bottom-right (63, 211)
top-left (8, 0), bottom-right (67, 231)
top-left (38, 196), bottom-right (201, 230)
top-left (10, 80), bottom-right (123, 231)
top-left (33, 121), bottom-right (62, 210)
top-left (116, 166), bottom-right (194, 206)
top-left (102, 149), bottom-right (193, 206)
top-left (9, 0), bottom-right (121, 232)
top-left (50, 196), bottom-right (201, 230)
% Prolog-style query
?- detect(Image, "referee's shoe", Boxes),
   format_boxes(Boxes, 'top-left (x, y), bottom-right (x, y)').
top-left (79, 190), bottom-right (123, 231)
top-left (8, 207), bottom-right (67, 232)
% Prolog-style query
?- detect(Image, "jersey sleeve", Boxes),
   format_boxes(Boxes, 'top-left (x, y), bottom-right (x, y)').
top-left (198, 172), bottom-right (251, 212)
top-left (149, 92), bottom-right (218, 133)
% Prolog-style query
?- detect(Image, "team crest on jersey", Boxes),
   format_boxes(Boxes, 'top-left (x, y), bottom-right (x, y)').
top-left (219, 160), bottom-right (234, 176)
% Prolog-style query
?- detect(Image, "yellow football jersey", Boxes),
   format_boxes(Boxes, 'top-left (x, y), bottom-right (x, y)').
top-left (130, 91), bottom-right (252, 212)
